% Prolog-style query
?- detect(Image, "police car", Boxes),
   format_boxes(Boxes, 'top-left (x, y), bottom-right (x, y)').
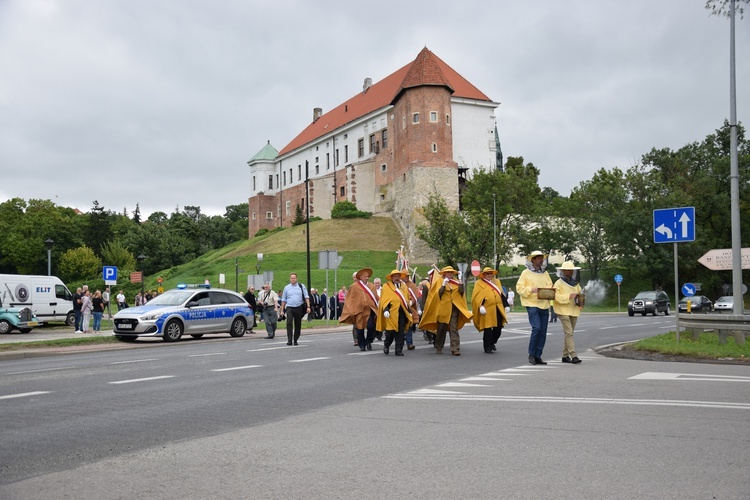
top-left (112, 285), bottom-right (254, 342)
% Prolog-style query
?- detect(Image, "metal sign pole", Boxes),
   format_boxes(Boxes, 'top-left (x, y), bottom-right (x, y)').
top-left (674, 242), bottom-right (680, 342)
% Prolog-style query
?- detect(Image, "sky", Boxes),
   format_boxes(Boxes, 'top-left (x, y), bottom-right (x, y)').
top-left (1, 0), bottom-right (748, 218)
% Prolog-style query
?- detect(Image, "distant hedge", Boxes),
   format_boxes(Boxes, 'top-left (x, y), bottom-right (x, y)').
top-left (331, 201), bottom-right (372, 219)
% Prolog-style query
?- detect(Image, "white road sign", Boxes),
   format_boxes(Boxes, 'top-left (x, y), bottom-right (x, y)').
top-left (697, 248), bottom-right (750, 270)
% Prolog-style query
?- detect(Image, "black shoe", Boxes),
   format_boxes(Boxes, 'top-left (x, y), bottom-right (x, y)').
top-left (571, 356), bottom-right (582, 364)
top-left (287, 341), bottom-right (292, 346)
top-left (535, 357), bottom-right (547, 365)
top-left (360, 347), bottom-right (366, 351)
top-left (485, 350), bottom-right (494, 354)
top-left (395, 351), bottom-right (404, 356)
top-left (383, 347), bottom-right (389, 355)
top-left (562, 356), bottom-right (572, 363)
top-left (293, 341), bottom-right (298, 346)
top-left (492, 345), bottom-right (497, 351)
top-left (529, 355), bottom-right (537, 365)
top-left (366, 343), bottom-right (372, 351)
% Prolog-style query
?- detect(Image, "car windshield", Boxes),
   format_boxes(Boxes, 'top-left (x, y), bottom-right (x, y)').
top-left (635, 292), bottom-right (657, 300)
top-left (145, 290), bottom-right (194, 306)
top-left (716, 297), bottom-right (732, 303)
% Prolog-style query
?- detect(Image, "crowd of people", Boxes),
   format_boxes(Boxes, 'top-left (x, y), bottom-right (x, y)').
top-left (251, 251), bottom-right (585, 364)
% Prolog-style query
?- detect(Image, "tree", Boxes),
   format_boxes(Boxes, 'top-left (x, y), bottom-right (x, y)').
top-left (85, 200), bottom-right (111, 256)
top-left (705, 0), bottom-right (747, 18)
top-left (292, 204), bottom-right (306, 226)
top-left (100, 240), bottom-right (136, 271)
top-left (132, 203), bottom-right (141, 224)
top-left (58, 246), bottom-right (101, 283)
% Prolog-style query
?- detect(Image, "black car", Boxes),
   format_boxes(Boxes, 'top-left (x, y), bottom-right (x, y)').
top-left (678, 295), bottom-right (713, 313)
top-left (627, 291), bottom-right (670, 316)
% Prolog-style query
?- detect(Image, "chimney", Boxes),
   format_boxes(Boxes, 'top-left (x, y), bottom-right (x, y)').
top-left (363, 77), bottom-right (372, 93)
top-left (313, 108), bottom-right (322, 122)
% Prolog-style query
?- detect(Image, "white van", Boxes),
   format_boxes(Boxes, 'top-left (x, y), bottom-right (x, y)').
top-left (0, 274), bottom-right (75, 325)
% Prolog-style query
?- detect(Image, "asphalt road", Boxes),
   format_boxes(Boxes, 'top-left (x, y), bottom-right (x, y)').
top-left (1, 313), bottom-right (748, 499)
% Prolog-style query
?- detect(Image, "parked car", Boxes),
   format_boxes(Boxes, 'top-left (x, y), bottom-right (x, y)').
top-left (0, 295), bottom-right (40, 334)
top-left (678, 295), bottom-right (713, 313)
top-left (627, 291), bottom-right (670, 316)
top-left (713, 296), bottom-right (734, 313)
top-left (112, 285), bottom-right (254, 342)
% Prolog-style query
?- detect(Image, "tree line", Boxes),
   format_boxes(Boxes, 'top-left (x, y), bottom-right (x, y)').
top-left (0, 201), bottom-right (248, 284)
top-left (418, 121), bottom-right (750, 297)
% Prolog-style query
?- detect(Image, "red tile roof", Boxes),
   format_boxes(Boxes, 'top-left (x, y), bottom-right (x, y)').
top-left (278, 48), bottom-right (493, 157)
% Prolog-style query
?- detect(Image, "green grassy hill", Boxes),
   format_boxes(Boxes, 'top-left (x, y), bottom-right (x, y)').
top-left (149, 217), bottom-right (419, 294)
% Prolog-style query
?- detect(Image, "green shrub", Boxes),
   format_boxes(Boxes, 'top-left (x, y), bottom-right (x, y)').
top-left (331, 201), bottom-right (372, 219)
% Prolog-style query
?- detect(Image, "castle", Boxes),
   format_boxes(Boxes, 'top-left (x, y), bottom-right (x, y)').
top-left (246, 48), bottom-right (499, 260)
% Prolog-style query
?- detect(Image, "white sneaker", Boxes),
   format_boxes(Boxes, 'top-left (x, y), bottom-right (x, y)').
top-left (75, 330), bottom-right (83, 333)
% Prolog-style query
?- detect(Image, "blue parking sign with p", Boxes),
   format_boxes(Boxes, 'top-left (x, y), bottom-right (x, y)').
top-left (103, 266), bottom-right (118, 284)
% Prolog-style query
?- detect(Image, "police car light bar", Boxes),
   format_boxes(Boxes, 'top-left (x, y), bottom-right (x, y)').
top-left (176, 283), bottom-right (212, 289)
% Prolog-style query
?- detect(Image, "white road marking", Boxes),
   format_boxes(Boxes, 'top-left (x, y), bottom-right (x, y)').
top-left (109, 376), bottom-right (174, 385)
top-left (461, 377), bottom-right (512, 381)
top-left (5, 367), bottom-right (78, 375)
top-left (409, 389), bottom-right (466, 395)
top-left (212, 365), bottom-right (262, 372)
top-left (247, 345), bottom-right (306, 352)
top-left (384, 394), bottom-right (750, 409)
top-left (0, 391), bottom-right (51, 400)
top-left (189, 353), bottom-right (226, 357)
top-left (289, 357), bottom-right (330, 363)
top-left (437, 382), bottom-right (491, 387)
top-left (629, 372), bottom-right (750, 382)
top-left (109, 359), bottom-right (158, 364)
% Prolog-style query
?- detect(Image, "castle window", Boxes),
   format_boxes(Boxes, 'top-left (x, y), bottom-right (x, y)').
top-left (380, 194), bottom-right (385, 202)
top-left (252, 212), bottom-right (256, 220)
top-left (369, 134), bottom-right (376, 153)
top-left (252, 175), bottom-right (256, 191)
top-left (315, 164), bottom-right (319, 175)
top-left (289, 168), bottom-right (292, 183)
top-left (358, 138), bottom-right (364, 157)
top-left (381, 164), bottom-right (387, 172)
top-left (298, 165), bottom-right (301, 181)
top-left (268, 175), bottom-right (273, 189)
top-left (266, 211), bottom-right (272, 220)
top-left (412, 112), bottom-right (419, 124)
top-left (285, 201), bottom-right (291, 216)
top-left (403, 174), bottom-right (406, 182)
top-left (446, 114), bottom-right (451, 125)
top-left (327, 153), bottom-right (330, 169)
top-left (276, 174), bottom-right (279, 187)
top-left (381, 129), bottom-right (388, 148)
top-left (283, 171), bottom-right (287, 186)
top-left (340, 186), bottom-right (345, 197)
top-left (432, 143), bottom-right (438, 153)
top-left (344, 145), bottom-right (349, 163)
top-left (429, 111), bottom-right (438, 122)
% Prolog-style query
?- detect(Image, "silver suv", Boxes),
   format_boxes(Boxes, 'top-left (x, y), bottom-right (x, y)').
top-left (627, 291), bottom-right (670, 316)
top-left (113, 287), bottom-right (254, 342)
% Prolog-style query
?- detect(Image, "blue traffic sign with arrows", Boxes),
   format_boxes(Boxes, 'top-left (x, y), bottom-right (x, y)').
top-left (653, 207), bottom-right (695, 243)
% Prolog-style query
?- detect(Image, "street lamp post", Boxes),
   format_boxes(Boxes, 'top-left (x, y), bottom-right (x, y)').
top-left (256, 253), bottom-right (263, 275)
top-left (44, 238), bottom-right (54, 276)
top-left (137, 254), bottom-right (146, 300)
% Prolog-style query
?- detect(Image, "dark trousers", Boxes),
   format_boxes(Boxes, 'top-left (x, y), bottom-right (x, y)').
top-left (74, 310), bottom-right (82, 331)
top-left (286, 305), bottom-right (305, 342)
top-left (384, 309), bottom-right (408, 354)
top-left (357, 311), bottom-right (377, 348)
top-left (483, 325), bottom-right (502, 352)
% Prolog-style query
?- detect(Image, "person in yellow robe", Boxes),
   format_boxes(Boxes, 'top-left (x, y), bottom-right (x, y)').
top-left (340, 268), bottom-right (379, 351)
top-left (471, 267), bottom-right (509, 353)
top-left (376, 269), bottom-right (412, 356)
top-left (418, 265), bottom-right (472, 356)
top-left (516, 250), bottom-right (553, 365)
top-left (402, 271), bottom-right (422, 350)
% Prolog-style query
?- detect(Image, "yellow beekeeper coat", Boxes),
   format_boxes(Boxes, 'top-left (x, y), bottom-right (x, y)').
top-left (552, 278), bottom-right (582, 317)
top-left (376, 282), bottom-right (413, 332)
top-left (418, 278), bottom-right (472, 332)
top-left (471, 277), bottom-right (508, 331)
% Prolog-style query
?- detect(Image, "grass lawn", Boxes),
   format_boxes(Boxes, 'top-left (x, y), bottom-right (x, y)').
top-left (633, 331), bottom-right (750, 362)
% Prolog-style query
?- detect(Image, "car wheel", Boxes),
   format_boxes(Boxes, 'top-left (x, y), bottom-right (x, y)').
top-left (163, 320), bottom-right (183, 342)
top-left (190, 334), bottom-right (204, 339)
top-left (229, 317), bottom-right (247, 337)
top-left (19, 328), bottom-right (32, 333)
top-left (641, 312), bottom-right (647, 316)
top-left (665, 305), bottom-right (670, 316)
top-left (628, 309), bottom-right (634, 317)
top-left (65, 312), bottom-right (76, 327)
top-left (115, 335), bottom-right (138, 342)
top-left (0, 320), bottom-right (12, 334)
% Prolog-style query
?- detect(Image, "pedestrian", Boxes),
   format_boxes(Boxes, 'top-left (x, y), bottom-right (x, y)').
top-left (507, 288), bottom-right (515, 312)
top-left (549, 305), bottom-right (558, 322)
top-left (418, 270), bottom-right (436, 344)
top-left (340, 268), bottom-right (379, 351)
top-left (280, 273), bottom-right (311, 346)
top-left (243, 285), bottom-right (258, 332)
top-left (72, 287), bottom-right (83, 333)
top-left (402, 271), bottom-right (421, 350)
top-left (337, 285), bottom-right (347, 320)
top-left (372, 277), bottom-right (383, 341)
top-left (102, 287), bottom-right (111, 319)
top-left (258, 282), bottom-right (280, 339)
top-left (116, 290), bottom-right (127, 310)
top-left (471, 267), bottom-right (509, 353)
top-left (553, 261), bottom-right (583, 364)
top-left (419, 266), bottom-right (472, 356)
top-left (310, 288), bottom-right (321, 319)
top-left (92, 290), bottom-right (105, 333)
top-left (377, 269), bottom-right (412, 356)
top-left (277, 289), bottom-right (286, 320)
top-left (135, 291), bottom-right (142, 307)
top-left (80, 289), bottom-right (93, 333)
top-left (319, 288), bottom-right (328, 320)
top-left (516, 250), bottom-right (554, 365)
